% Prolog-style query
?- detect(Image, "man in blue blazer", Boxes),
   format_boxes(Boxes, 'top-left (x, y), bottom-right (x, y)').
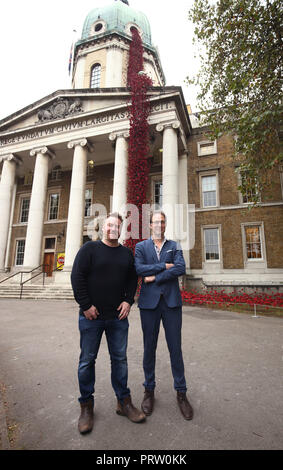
top-left (135, 210), bottom-right (193, 420)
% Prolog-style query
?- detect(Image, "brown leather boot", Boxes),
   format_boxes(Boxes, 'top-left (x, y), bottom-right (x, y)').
top-left (116, 395), bottom-right (146, 423)
top-left (177, 392), bottom-right (194, 420)
top-left (78, 400), bottom-right (94, 434)
top-left (141, 389), bottom-right (155, 416)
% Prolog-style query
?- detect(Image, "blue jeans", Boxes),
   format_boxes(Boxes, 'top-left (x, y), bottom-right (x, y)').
top-left (78, 315), bottom-right (130, 404)
top-left (140, 296), bottom-right (187, 392)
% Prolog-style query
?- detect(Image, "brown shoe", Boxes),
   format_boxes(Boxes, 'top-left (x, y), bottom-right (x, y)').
top-left (78, 400), bottom-right (94, 434)
top-left (141, 389), bottom-right (155, 416)
top-left (116, 395), bottom-right (146, 423)
top-left (177, 392), bottom-right (194, 420)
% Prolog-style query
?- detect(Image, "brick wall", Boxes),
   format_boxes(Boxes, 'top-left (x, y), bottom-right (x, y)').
top-left (188, 128), bottom-right (283, 270)
top-left (190, 207), bottom-right (283, 270)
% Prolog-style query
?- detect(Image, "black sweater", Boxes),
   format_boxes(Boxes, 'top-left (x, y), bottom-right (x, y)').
top-left (71, 241), bottom-right (138, 319)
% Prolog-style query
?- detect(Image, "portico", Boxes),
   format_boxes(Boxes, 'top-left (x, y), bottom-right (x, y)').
top-left (0, 88), bottom-right (191, 284)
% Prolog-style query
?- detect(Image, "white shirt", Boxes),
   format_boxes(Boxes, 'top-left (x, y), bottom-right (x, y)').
top-left (151, 237), bottom-right (167, 261)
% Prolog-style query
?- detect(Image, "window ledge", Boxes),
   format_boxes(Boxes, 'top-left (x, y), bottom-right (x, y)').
top-left (196, 166), bottom-right (221, 173)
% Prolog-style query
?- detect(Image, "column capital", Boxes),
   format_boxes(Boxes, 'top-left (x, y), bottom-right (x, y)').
top-left (156, 121), bottom-right (180, 133)
top-left (30, 146), bottom-right (55, 159)
top-left (67, 138), bottom-right (94, 153)
top-left (0, 153), bottom-right (22, 165)
top-left (109, 131), bottom-right (130, 142)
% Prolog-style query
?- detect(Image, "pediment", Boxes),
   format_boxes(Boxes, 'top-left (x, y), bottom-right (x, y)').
top-left (0, 87), bottom-right (192, 152)
top-left (0, 89), bottom-right (132, 134)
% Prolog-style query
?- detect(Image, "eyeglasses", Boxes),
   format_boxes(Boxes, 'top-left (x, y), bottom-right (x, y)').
top-left (151, 221), bottom-right (166, 225)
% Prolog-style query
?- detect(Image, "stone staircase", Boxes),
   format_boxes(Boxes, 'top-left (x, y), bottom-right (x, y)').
top-left (0, 284), bottom-right (75, 300)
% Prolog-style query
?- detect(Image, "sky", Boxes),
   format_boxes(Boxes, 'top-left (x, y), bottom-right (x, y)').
top-left (0, 0), bottom-right (201, 120)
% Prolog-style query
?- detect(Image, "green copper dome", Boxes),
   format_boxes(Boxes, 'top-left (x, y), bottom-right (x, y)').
top-left (81, 0), bottom-right (152, 46)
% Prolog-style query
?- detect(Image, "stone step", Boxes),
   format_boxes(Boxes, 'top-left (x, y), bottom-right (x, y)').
top-left (0, 288), bottom-right (73, 292)
top-left (0, 295), bottom-right (74, 299)
top-left (0, 284), bottom-right (74, 300)
top-left (0, 286), bottom-right (72, 290)
top-left (0, 296), bottom-right (74, 300)
top-left (0, 284), bottom-right (72, 289)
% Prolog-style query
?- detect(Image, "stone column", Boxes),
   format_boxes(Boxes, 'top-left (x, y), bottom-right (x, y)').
top-left (156, 121), bottom-right (180, 240)
top-left (0, 154), bottom-right (21, 271)
top-left (109, 131), bottom-right (129, 215)
top-left (105, 45), bottom-right (124, 87)
top-left (64, 138), bottom-right (90, 270)
top-left (23, 147), bottom-right (54, 269)
top-left (178, 151), bottom-right (190, 270)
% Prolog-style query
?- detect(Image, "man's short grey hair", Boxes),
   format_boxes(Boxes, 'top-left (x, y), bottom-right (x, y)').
top-left (106, 212), bottom-right (123, 223)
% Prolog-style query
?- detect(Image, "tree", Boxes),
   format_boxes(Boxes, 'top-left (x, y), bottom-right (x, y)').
top-left (187, 0), bottom-right (282, 202)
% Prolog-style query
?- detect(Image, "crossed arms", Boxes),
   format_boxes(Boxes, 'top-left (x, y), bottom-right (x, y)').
top-left (134, 244), bottom-right (186, 285)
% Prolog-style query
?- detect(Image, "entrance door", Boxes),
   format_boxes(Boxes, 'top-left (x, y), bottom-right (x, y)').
top-left (43, 252), bottom-right (55, 277)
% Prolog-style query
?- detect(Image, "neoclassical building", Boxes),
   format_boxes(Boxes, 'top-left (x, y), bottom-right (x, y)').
top-left (0, 0), bottom-right (282, 294)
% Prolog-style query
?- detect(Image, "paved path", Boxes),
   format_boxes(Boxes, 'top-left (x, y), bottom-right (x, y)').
top-left (0, 299), bottom-right (282, 450)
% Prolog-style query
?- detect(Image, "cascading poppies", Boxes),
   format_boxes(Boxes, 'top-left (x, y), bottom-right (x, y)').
top-left (180, 288), bottom-right (283, 309)
top-left (124, 27), bottom-right (153, 252)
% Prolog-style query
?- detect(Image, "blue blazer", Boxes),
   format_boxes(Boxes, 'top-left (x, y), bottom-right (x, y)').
top-left (135, 238), bottom-right (186, 309)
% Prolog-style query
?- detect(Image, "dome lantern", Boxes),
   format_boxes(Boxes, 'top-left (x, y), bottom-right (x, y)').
top-left (72, 0), bottom-right (165, 89)
top-left (80, 0), bottom-right (152, 47)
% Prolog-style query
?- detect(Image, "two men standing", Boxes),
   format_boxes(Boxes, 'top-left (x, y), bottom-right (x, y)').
top-left (71, 210), bottom-right (193, 434)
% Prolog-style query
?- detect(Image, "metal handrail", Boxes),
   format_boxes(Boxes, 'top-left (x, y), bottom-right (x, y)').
top-left (0, 264), bottom-right (47, 286)
top-left (19, 263), bottom-right (64, 299)
top-left (0, 271), bottom-right (30, 285)
top-left (20, 265), bottom-right (48, 285)
top-left (19, 265), bottom-right (48, 299)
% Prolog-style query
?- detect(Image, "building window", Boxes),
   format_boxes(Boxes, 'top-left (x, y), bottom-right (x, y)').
top-left (20, 198), bottom-right (30, 223)
top-left (90, 20), bottom-right (107, 36)
top-left (51, 166), bottom-right (62, 181)
top-left (24, 172), bottom-right (33, 186)
top-left (244, 225), bottom-right (263, 260)
top-left (197, 140), bottom-right (217, 157)
top-left (85, 189), bottom-right (93, 217)
top-left (152, 149), bottom-right (162, 166)
top-left (48, 194), bottom-right (59, 220)
top-left (45, 238), bottom-right (56, 250)
top-left (87, 160), bottom-right (95, 177)
top-left (15, 240), bottom-right (25, 266)
top-left (125, 23), bottom-right (143, 40)
top-left (90, 64), bottom-right (101, 88)
top-left (154, 181), bottom-right (163, 207)
top-left (95, 23), bottom-right (103, 32)
top-left (240, 171), bottom-right (260, 204)
top-left (203, 228), bottom-right (220, 261)
top-left (201, 174), bottom-right (217, 207)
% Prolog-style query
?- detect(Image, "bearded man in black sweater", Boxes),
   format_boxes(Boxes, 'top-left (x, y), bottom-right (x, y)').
top-left (71, 213), bottom-right (145, 434)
